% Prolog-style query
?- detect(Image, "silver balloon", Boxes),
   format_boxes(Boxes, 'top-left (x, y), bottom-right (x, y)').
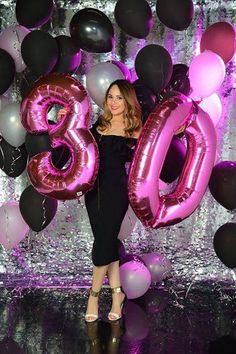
top-left (0, 96), bottom-right (10, 111)
top-left (86, 62), bottom-right (124, 107)
top-left (0, 102), bottom-right (26, 147)
top-left (141, 252), bottom-right (172, 284)
top-left (0, 25), bottom-right (30, 73)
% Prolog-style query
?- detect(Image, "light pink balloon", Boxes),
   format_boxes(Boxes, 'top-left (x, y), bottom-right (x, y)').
top-left (20, 73), bottom-right (99, 200)
top-left (128, 95), bottom-right (217, 228)
top-left (0, 25), bottom-right (30, 72)
top-left (120, 260), bottom-right (151, 299)
top-left (189, 51), bottom-right (225, 98)
top-left (198, 93), bottom-right (222, 127)
top-left (0, 201), bottom-right (29, 250)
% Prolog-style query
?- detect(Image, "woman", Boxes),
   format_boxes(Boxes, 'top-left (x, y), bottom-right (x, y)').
top-left (84, 79), bottom-right (142, 322)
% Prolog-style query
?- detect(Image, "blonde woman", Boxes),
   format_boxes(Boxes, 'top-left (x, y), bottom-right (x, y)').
top-left (85, 80), bottom-right (142, 322)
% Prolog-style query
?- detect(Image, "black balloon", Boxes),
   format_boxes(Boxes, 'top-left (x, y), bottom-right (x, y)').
top-left (135, 44), bottom-right (173, 94)
top-left (25, 131), bottom-right (71, 169)
top-left (19, 185), bottom-right (58, 232)
top-left (158, 89), bottom-right (181, 104)
top-left (21, 30), bottom-right (59, 76)
top-left (53, 35), bottom-right (81, 74)
top-left (69, 8), bottom-right (114, 53)
top-left (164, 64), bottom-right (191, 96)
top-left (0, 137), bottom-right (28, 178)
top-left (213, 223), bottom-right (236, 269)
top-left (156, 0), bottom-right (194, 31)
top-left (160, 136), bottom-right (187, 183)
top-left (114, 0), bottom-right (153, 38)
top-left (132, 80), bottom-right (157, 123)
top-left (15, 0), bottom-right (54, 29)
top-left (209, 161), bottom-right (236, 210)
top-left (20, 69), bottom-right (39, 99)
top-left (0, 338), bottom-right (25, 354)
top-left (172, 64), bottom-right (189, 77)
top-left (0, 48), bottom-right (15, 95)
top-left (209, 335), bottom-right (236, 354)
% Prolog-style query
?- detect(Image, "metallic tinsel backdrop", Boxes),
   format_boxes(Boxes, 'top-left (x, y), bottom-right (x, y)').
top-left (0, 0), bottom-right (235, 289)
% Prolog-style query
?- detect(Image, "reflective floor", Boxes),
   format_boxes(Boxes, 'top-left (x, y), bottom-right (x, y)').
top-left (0, 285), bottom-right (235, 354)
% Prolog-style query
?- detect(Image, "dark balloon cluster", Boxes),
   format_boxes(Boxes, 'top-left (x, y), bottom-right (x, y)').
top-left (209, 161), bottom-right (236, 269)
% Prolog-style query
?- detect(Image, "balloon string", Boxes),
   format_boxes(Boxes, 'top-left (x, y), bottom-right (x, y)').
top-left (41, 198), bottom-right (47, 229)
top-left (14, 28), bottom-right (21, 62)
top-left (0, 136), bottom-right (5, 170)
top-left (10, 147), bottom-right (22, 176)
top-left (3, 205), bottom-right (10, 248)
top-left (185, 280), bottom-right (194, 299)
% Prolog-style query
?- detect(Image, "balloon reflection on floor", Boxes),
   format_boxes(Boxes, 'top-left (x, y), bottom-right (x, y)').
top-left (0, 285), bottom-right (235, 354)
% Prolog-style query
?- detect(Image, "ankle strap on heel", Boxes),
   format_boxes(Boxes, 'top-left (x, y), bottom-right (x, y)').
top-left (90, 288), bottom-right (100, 297)
top-left (110, 286), bottom-right (122, 294)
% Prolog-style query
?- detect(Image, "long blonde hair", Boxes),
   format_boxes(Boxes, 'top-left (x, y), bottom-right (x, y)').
top-left (98, 80), bottom-right (142, 137)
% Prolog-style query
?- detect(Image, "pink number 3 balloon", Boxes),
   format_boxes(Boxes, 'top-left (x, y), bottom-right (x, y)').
top-left (21, 73), bottom-right (99, 200)
top-left (128, 95), bottom-right (217, 228)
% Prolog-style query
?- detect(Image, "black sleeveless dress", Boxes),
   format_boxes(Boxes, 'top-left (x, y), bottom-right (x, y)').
top-left (84, 122), bottom-right (137, 266)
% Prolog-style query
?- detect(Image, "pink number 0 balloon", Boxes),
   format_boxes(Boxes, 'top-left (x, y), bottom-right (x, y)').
top-left (128, 95), bottom-right (217, 228)
top-left (21, 73), bottom-right (99, 200)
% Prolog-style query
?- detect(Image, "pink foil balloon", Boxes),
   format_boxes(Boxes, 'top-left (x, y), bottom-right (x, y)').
top-left (20, 73), bottom-right (99, 200)
top-left (128, 95), bottom-right (217, 228)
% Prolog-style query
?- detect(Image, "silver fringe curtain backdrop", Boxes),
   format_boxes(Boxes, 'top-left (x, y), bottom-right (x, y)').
top-left (0, 0), bottom-right (235, 288)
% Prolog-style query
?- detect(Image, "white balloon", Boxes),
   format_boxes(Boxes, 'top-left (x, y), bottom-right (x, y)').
top-left (0, 201), bottom-right (29, 250)
top-left (86, 62), bottom-right (124, 107)
top-left (0, 96), bottom-right (10, 111)
top-left (0, 103), bottom-right (26, 147)
top-left (198, 93), bottom-right (222, 127)
top-left (118, 204), bottom-right (137, 240)
top-left (0, 25), bottom-right (30, 72)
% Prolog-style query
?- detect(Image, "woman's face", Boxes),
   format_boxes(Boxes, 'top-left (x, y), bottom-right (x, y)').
top-left (106, 84), bottom-right (126, 118)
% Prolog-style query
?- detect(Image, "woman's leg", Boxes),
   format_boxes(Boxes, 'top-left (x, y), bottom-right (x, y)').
top-left (85, 264), bottom-right (109, 321)
top-left (107, 261), bottom-right (125, 320)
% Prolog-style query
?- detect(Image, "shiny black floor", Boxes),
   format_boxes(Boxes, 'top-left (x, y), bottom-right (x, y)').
top-left (0, 285), bottom-right (235, 354)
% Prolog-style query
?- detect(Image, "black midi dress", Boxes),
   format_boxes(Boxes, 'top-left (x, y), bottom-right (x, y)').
top-left (84, 122), bottom-right (137, 266)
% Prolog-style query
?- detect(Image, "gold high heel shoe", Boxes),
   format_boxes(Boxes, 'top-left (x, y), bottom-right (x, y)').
top-left (85, 288), bottom-right (100, 323)
top-left (108, 286), bottom-right (126, 321)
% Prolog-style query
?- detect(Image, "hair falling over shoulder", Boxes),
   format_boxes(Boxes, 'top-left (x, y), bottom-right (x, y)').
top-left (98, 79), bottom-right (142, 137)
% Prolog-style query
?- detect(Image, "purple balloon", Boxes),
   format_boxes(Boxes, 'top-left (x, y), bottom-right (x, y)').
top-left (120, 260), bottom-right (151, 299)
top-left (111, 60), bottom-right (131, 81)
top-left (120, 253), bottom-right (144, 265)
top-left (123, 300), bottom-right (149, 341)
top-left (141, 252), bottom-right (172, 284)
top-left (144, 288), bottom-right (169, 314)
